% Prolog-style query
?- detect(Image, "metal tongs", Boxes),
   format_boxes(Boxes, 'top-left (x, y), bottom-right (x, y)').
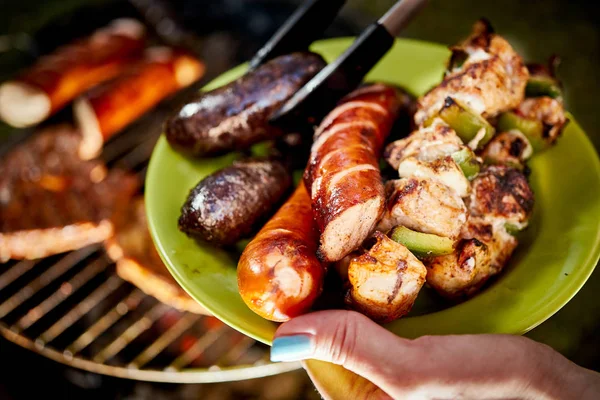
top-left (248, 0), bottom-right (428, 131)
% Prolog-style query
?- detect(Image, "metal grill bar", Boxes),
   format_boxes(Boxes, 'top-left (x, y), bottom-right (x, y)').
top-left (0, 260), bottom-right (37, 291)
top-left (93, 302), bottom-right (169, 363)
top-left (14, 256), bottom-right (110, 332)
top-left (167, 325), bottom-right (228, 370)
top-left (217, 336), bottom-right (257, 366)
top-left (66, 289), bottom-right (146, 357)
top-left (38, 275), bottom-right (124, 344)
top-left (0, 246), bottom-right (99, 319)
top-left (129, 312), bottom-right (200, 368)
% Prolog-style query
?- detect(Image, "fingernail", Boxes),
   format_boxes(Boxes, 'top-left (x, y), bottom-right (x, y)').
top-left (270, 335), bottom-right (312, 362)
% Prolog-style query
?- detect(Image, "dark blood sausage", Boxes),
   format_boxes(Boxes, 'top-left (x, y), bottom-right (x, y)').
top-left (178, 158), bottom-right (292, 246)
top-left (238, 183), bottom-right (325, 322)
top-left (165, 52), bottom-right (326, 157)
top-left (304, 84), bottom-right (401, 262)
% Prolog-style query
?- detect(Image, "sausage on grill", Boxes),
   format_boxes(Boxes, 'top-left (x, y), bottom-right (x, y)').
top-left (75, 47), bottom-right (204, 159)
top-left (0, 19), bottom-right (146, 128)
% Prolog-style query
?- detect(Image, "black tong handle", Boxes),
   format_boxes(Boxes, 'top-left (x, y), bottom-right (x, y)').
top-left (248, 0), bottom-right (346, 71)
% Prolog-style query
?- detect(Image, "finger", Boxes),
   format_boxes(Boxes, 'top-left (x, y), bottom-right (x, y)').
top-left (303, 359), bottom-right (392, 400)
top-left (270, 310), bottom-right (410, 395)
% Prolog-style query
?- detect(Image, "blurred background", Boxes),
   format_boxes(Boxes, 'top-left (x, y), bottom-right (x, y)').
top-left (0, 0), bottom-right (598, 398)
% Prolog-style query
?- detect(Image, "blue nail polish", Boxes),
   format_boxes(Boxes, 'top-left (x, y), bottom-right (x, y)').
top-left (270, 335), bottom-right (312, 362)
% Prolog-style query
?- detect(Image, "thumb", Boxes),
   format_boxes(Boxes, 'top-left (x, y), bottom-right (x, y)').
top-left (271, 310), bottom-right (410, 394)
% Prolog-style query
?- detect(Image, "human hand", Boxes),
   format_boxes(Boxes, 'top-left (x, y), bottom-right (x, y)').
top-left (270, 310), bottom-right (600, 400)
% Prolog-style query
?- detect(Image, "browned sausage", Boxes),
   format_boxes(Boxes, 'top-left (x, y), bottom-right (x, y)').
top-left (0, 19), bottom-right (146, 128)
top-left (178, 158), bottom-right (292, 246)
top-left (238, 183), bottom-right (325, 322)
top-left (75, 47), bottom-right (204, 159)
top-left (304, 83), bottom-right (401, 262)
top-left (165, 52), bottom-right (326, 157)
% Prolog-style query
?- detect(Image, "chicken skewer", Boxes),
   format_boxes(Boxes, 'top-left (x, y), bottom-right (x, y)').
top-left (382, 20), bottom-right (565, 301)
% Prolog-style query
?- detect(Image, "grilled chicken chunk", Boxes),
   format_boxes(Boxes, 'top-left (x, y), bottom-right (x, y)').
top-left (384, 120), bottom-right (463, 170)
top-left (398, 155), bottom-right (470, 198)
top-left (480, 130), bottom-right (533, 168)
top-left (0, 125), bottom-right (139, 261)
top-left (415, 20), bottom-right (528, 125)
top-left (468, 165), bottom-right (534, 230)
top-left (106, 199), bottom-right (208, 314)
top-left (346, 232), bottom-right (426, 323)
top-left (516, 97), bottom-right (568, 146)
top-left (425, 238), bottom-right (492, 299)
top-left (461, 216), bottom-right (518, 273)
top-left (377, 178), bottom-right (467, 239)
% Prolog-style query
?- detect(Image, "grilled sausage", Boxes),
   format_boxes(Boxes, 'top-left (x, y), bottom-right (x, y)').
top-left (165, 52), bottom-right (326, 157)
top-left (0, 19), bottom-right (145, 128)
top-left (75, 47), bottom-right (204, 159)
top-left (304, 83), bottom-right (401, 262)
top-left (179, 158), bottom-right (292, 246)
top-left (238, 183), bottom-right (325, 321)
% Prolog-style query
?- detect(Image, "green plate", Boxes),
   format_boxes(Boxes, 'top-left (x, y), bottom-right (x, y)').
top-left (146, 38), bottom-right (600, 345)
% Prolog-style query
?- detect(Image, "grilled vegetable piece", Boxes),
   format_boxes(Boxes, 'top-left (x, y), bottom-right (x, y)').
top-left (451, 147), bottom-right (481, 179)
top-left (497, 111), bottom-right (546, 152)
top-left (106, 198), bottom-right (209, 314)
top-left (526, 77), bottom-right (562, 100)
top-left (515, 97), bottom-right (568, 147)
top-left (0, 125), bottom-right (139, 262)
top-left (425, 238), bottom-right (492, 299)
top-left (415, 20), bottom-right (529, 125)
top-left (377, 178), bottom-right (467, 239)
top-left (304, 84), bottom-right (401, 262)
top-left (526, 59), bottom-right (563, 100)
top-left (384, 120), bottom-right (463, 170)
top-left (179, 158), bottom-right (292, 246)
top-left (346, 232), bottom-right (427, 323)
top-left (165, 52), bottom-right (326, 157)
top-left (238, 183), bottom-right (325, 322)
top-left (389, 225), bottom-right (455, 258)
top-left (75, 47), bottom-right (204, 159)
top-left (480, 130), bottom-right (533, 169)
top-left (468, 165), bottom-right (534, 231)
top-left (0, 19), bottom-right (146, 128)
top-left (438, 97), bottom-right (495, 149)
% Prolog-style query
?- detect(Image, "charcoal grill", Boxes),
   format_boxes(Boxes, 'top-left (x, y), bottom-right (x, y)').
top-left (0, 93), bottom-right (300, 383)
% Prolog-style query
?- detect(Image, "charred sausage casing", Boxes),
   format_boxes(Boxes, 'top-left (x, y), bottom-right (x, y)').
top-left (304, 83), bottom-right (401, 262)
top-left (75, 47), bottom-right (204, 159)
top-left (238, 183), bottom-right (325, 322)
top-left (165, 52), bottom-right (326, 157)
top-left (178, 158), bottom-right (292, 246)
top-left (0, 19), bottom-right (146, 128)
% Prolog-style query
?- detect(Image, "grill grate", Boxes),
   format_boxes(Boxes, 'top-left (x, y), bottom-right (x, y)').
top-left (0, 98), bottom-right (299, 382)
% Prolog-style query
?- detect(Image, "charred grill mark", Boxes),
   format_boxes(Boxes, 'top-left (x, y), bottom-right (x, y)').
top-left (509, 137), bottom-right (526, 157)
top-left (387, 260), bottom-right (407, 304)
